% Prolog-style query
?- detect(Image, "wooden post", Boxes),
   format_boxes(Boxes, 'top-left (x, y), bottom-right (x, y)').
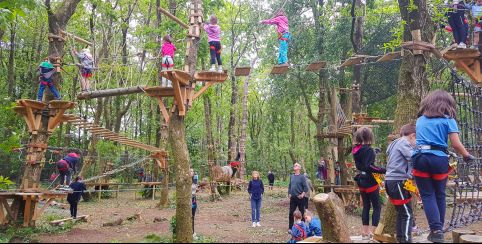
top-left (453, 229), bottom-right (476, 243)
top-left (411, 29), bottom-right (422, 55)
top-left (313, 193), bottom-right (352, 243)
top-left (461, 235), bottom-right (482, 243)
top-left (158, 7), bottom-right (189, 29)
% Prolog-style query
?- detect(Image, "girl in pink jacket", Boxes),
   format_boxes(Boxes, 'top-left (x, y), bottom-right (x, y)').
top-left (261, 10), bottom-right (291, 65)
top-left (161, 34), bottom-right (176, 87)
top-left (203, 15), bottom-right (223, 72)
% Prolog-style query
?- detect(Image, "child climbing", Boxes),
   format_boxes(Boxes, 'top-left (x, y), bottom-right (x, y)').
top-left (466, 0), bottom-right (482, 47)
top-left (385, 123), bottom-right (416, 243)
top-left (304, 210), bottom-right (322, 238)
top-left (260, 10), bottom-right (290, 65)
top-left (203, 15), bottom-right (223, 72)
top-left (161, 34), bottom-right (176, 87)
top-left (445, 0), bottom-right (468, 48)
top-left (288, 210), bottom-right (309, 243)
top-left (72, 48), bottom-right (94, 92)
top-left (37, 60), bottom-right (61, 101)
top-left (412, 90), bottom-right (474, 243)
top-left (248, 171), bottom-right (264, 228)
top-left (352, 127), bottom-right (386, 240)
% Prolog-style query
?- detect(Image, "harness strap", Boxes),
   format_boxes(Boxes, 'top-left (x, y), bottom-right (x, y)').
top-left (293, 224), bottom-right (306, 241)
top-left (390, 197), bottom-right (412, 205)
top-left (359, 184), bottom-right (379, 193)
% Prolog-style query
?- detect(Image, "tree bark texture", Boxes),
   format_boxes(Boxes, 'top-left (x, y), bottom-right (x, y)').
top-left (313, 193), bottom-right (352, 243)
top-left (7, 21), bottom-right (17, 99)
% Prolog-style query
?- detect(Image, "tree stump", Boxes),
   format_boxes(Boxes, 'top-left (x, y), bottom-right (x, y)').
top-left (460, 235), bottom-right (482, 243)
top-left (313, 193), bottom-right (352, 243)
top-left (452, 229), bottom-right (475, 243)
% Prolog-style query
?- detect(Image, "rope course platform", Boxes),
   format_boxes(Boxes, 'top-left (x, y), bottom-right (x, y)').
top-left (305, 61), bottom-right (327, 72)
top-left (234, 66), bottom-right (251, 76)
top-left (271, 64), bottom-right (289, 74)
top-left (443, 48), bottom-right (482, 84)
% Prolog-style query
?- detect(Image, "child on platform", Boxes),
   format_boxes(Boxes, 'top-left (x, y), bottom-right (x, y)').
top-left (352, 127), bottom-right (386, 240)
top-left (413, 90), bottom-right (474, 243)
top-left (37, 60), bottom-right (61, 101)
top-left (304, 210), bottom-right (322, 238)
top-left (203, 15), bottom-right (223, 72)
top-left (445, 0), bottom-right (468, 48)
top-left (385, 124), bottom-right (416, 243)
top-left (161, 34), bottom-right (176, 87)
top-left (288, 210), bottom-right (309, 243)
top-left (72, 48), bottom-right (94, 92)
top-left (260, 10), bottom-right (291, 65)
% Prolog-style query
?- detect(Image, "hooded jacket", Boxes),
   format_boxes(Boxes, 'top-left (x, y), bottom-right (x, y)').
top-left (386, 137), bottom-right (414, 181)
top-left (352, 144), bottom-right (386, 189)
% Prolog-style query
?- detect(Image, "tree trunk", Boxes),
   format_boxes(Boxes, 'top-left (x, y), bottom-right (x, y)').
top-left (239, 57), bottom-right (256, 179)
top-left (204, 95), bottom-right (220, 200)
top-left (227, 74), bottom-right (238, 162)
top-left (379, 0), bottom-right (435, 237)
top-left (7, 21), bottom-right (17, 99)
top-left (313, 193), bottom-right (352, 243)
top-left (169, 0), bottom-right (202, 242)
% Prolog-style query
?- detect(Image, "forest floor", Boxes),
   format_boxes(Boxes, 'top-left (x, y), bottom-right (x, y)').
top-left (28, 186), bottom-right (482, 243)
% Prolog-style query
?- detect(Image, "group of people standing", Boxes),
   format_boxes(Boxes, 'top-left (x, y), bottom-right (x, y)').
top-left (444, 0), bottom-right (482, 49)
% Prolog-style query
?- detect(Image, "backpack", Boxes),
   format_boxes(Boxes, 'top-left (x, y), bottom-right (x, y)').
top-left (56, 160), bottom-right (69, 172)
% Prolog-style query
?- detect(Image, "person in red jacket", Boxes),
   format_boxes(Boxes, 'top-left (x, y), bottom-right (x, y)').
top-left (352, 127), bottom-right (386, 240)
top-left (56, 159), bottom-right (71, 186)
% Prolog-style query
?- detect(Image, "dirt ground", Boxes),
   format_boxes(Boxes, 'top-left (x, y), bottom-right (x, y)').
top-left (33, 187), bottom-right (481, 243)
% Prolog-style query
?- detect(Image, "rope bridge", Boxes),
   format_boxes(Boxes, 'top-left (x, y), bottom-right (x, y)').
top-left (447, 68), bottom-right (482, 231)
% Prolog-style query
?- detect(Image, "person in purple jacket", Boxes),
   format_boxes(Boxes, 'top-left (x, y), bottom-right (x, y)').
top-left (261, 10), bottom-right (291, 65)
top-left (248, 171), bottom-right (264, 228)
top-left (203, 15), bottom-right (223, 73)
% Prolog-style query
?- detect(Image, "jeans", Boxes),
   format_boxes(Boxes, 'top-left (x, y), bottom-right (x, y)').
top-left (68, 200), bottom-right (78, 218)
top-left (58, 171), bottom-right (71, 186)
top-left (447, 10), bottom-right (467, 44)
top-left (288, 197), bottom-right (305, 229)
top-left (38, 83), bottom-right (61, 101)
top-left (209, 41), bottom-right (222, 65)
top-left (413, 153), bottom-right (448, 231)
top-left (335, 175), bottom-right (341, 185)
top-left (278, 32), bottom-right (291, 64)
top-left (386, 180), bottom-right (413, 243)
top-left (360, 188), bottom-right (381, 226)
top-left (250, 198), bottom-right (262, 222)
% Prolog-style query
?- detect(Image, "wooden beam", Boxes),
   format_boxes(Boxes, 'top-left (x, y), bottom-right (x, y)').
top-left (156, 97), bottom-right (170, 124)
top-left (158, 7), bottom-right (189, 29)
top-left (60, 30), bottom-right (93, 46)
top-left (193, 82), bottom-right (214, 100)
top-left (172, 79), bottom-right (185, 116)
top-left (77, 86), bottom-right (146, 100)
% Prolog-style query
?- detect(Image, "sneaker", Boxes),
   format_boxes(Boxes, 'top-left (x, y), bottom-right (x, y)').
top-left (458, 42), bottom-right (467, 48)
top-left (217, 65), bottom-right (223, 73)
top-left (209, 65), bottom-right (216, 72)
top-left (256, 222), bottom-right (261, 227)
top-left (427, 230), bottom-right (444, 243)
top-left (362, 234), bottom-right (371, 240)
top-left (252, 222), bottom-right (256, 228)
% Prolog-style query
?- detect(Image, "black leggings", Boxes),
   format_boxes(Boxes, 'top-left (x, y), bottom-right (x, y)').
top-left (209, 41), bottom-right (222, 65)
top-left (360, 188), bottom-right (381, 226)
top-left (192, 206), bottom-right (196, 233)
top-left (68, 200), bottom-right (78, 218)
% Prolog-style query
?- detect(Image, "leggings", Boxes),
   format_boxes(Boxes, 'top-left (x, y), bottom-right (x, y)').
top-left (68, 200), bottom-right (78, 218)
top-left (447, 10), bottom-right (467, 44)
top-left (360, 188), bottom-right (381, 226)
top-left (209, 41), bottom-right (222, 65)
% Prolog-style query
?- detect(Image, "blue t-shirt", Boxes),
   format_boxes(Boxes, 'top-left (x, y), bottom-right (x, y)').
top-left (415, 115), bottom-right (459, 157)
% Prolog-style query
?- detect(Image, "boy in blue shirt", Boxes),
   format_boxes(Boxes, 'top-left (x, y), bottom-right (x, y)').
top-left (304, 210), bottom-right (322, 237)
top-left (288, 210), bottom-right (309, 243)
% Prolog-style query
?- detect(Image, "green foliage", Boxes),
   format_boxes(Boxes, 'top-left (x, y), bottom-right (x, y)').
top-left (169, 215), bottom-right (176, 238)
top-left (141, 234), bottom-right (172, 243)
top-left (0, 176), bottom-right (13, 190)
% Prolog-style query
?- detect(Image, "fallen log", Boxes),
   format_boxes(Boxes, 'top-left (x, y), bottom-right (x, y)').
top-left (313, 192), bottom-right (352, 243)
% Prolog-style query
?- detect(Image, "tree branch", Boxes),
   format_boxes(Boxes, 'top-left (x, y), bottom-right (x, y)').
top-left (297, 73), bottom-right (318, 123)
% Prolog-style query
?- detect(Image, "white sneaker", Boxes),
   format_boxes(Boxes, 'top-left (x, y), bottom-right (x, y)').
top-left (256, 222), bottom-right (261, 227)
top-left (458, 42), bottom-right (467, 48)
top-left (209, 65), bottom-right (216, 71)
top-left (217, 65), bottom-right (223, 73)
top-left (252, 222), bottom-right (256, 228)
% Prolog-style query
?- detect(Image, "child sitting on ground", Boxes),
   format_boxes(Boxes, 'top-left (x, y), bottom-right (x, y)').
top-left (203, 15), bottom-right (223, 72)
top-left (304, 210), bottom-right (322, 237)
top-left (385, 123), bottom-right (416, 243)
top-left (37, 59), bottom-right (61, 101)
top-left (288, 210), bottom-right (309, 243)
top-left (72, 48), bottom-right (94, 92)
top-left (160, 34), bottom-right (176, 87)
top-left (260, 10), bottom-right (291, 65)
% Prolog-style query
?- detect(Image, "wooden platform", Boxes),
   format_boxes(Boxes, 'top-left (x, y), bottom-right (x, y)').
top-left (143, 87), bottom-right (175, 97)
top-left (271, 64), bottom-right (289, 74)
top-left (234, 67), bottom-right (251, 76)
top-left (443, 48), bottom-right (482, 83)
top-left (402, 41), bottom-right (442, 58)
top-left (341, 55), bottom-right (373, 67)
top-left (305, 61), bottom-right (326, 72)
top-left (194, 70), bottom-right (228, 82)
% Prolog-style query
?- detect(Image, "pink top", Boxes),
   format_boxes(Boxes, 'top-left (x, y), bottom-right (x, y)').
top-left (203, 24), bottom-right (221, 42)
top-left (161, 42), bottom-right (177, 57)
top-left (68, 153), bottom-right (80, 158)
top-left (261, 15), bottom-right (289, 34)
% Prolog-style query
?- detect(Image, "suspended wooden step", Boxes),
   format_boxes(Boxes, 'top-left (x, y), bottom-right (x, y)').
top-left (401, 41), bottom-right (442, 58)
top-left (194, 70), bottom-right (228, 82)
top-left (271, 64), bottom-right (289, 74)
top-left (234, 67), bottom-right (251, 76)
top-left (341, 55), bottom-right (371, 67)
top-left (444, 48), bottom-right (482, 83)
top-left (376, 51), bottom-right (401, 62)
top-left (305, 61), bottom-right (326, 72)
